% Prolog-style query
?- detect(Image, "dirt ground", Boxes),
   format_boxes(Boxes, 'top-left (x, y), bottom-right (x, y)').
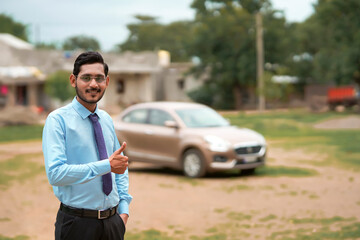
top-left (0, 117), bottom-right (359, 239)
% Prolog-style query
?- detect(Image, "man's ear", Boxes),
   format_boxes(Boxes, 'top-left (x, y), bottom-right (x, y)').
top-left (105, 75), bottom-right (110, 87)
top-left (70, 74), bottom-right (76, 88)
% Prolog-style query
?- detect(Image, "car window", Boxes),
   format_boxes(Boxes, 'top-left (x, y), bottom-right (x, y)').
top-left (148, 109), bottom-right (174, 126)
top-left (122, 109), bottom-right (148, 124)
top-left (176, 107), bottom-right (229, 128)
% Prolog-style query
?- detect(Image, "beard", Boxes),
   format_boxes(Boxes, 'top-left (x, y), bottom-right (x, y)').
top-left (75, 85), bottom-right (106, 105)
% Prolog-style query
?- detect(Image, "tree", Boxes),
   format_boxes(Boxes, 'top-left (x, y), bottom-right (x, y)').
top-left (62, 35), bottom-right (100, 51)
top-left (0, 14), bottom-right (28, 41)
top-left (118, 15), bottom-right (162, 51)
top-left (117, 15), bottom-right (194, 62)
top-left (160, 21), bottom-right (196, 62)
top-left (35, 42), bottom-right (58, 50)
top-left (188, 0), bottom-right (289, 109)
top-left (189, 0), bottom-right (254, 109)
top-left (295, 0), bottom-right (360, 87)
top-left (45, 71), bottom-right (75, 102)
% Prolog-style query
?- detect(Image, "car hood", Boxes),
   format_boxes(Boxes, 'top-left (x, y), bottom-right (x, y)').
top-left (184, 126), bottom-right (266, 145)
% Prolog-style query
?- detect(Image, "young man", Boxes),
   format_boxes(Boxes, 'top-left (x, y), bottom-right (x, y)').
top-left (43, 51), bottom-right (132, 240)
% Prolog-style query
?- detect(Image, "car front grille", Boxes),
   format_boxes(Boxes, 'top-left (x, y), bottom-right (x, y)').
top-left (235, 145), bottom-right (262, 155)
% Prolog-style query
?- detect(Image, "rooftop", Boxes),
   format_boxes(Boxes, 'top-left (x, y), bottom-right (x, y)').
top-left (0, 33), bottom-right (34, 50)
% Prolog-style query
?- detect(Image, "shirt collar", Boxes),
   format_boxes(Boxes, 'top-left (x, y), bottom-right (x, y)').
top-left (71, 97), bottom-right (100, 120)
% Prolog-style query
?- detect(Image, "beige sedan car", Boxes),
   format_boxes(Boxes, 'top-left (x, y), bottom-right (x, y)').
top-left (115, 102), bottom-right (266, 177)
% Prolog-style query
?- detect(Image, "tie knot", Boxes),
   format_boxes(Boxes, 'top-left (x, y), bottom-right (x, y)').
top-left (89, 114), bottom-right (99, 123)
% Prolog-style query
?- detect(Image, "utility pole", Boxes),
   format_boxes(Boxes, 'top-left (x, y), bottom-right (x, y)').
top-left (256, 11), bottom-right (265, 112)
top-left (34, 24), bottom-right (41, 45)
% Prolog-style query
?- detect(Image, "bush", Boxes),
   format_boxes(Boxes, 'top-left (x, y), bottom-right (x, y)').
top-left (45, 70), bottom-right (75, 102)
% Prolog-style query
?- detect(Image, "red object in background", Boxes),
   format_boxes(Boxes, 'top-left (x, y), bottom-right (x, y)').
top-left (327, 86), bottom-right (359, 109)
top-left (0, 85), bottom-right (8, 95)
top-left (36, 106), bottom-right (44, 113)
top-left (328, 86), bottom-right (356, 101)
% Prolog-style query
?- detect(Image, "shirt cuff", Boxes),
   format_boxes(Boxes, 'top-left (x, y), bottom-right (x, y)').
top-left (89, 159), bottom-right (111, 176)
top-left (118, 199), bottom-right (130, 215)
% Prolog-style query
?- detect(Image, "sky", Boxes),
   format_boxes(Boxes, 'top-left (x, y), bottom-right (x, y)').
top-left (1, 0), bottom-right (316, 51)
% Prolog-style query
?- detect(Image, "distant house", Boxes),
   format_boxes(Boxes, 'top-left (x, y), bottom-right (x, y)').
top-left (100, 52), bottom-right (201, 110)
top-left (0, 33), bottom-right (47, 108)
top-left (0, 34), bottom-right (200, 112)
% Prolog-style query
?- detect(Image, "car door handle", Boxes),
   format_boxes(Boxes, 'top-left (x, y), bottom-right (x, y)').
top-left (145, 130), bottom-right (153, 135)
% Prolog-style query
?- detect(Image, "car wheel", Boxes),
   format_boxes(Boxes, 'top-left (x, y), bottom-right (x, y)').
top-left (183, 149), bottom-right (206, 178)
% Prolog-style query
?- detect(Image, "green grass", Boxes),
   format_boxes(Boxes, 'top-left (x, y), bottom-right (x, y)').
top-left (177, 177), bottom-right (203, 186)
top-left (227, 212), bottom-right (252, 221)
top-left (290, 216), bottom-right (356, 225)
top-left (0, 125), bottom-right (43, 142)
top-left (126, 229), bottom-right (174, 240)
top-left (126, 229), bottom-right (227, 240)
top-left (224, 110), bottom-right (360, 170)
top-left (227, 110), bottom-right (352, 124)
top-left (0, 236), bottom-right (29, 240)
top-left (260, 214), bottom-right (277, 222)
top-left (222, 184), bottom-right (251, 193)
top-left (194, 208), bottom-right (360, 240)
top-left (0, 153), bottom-right (44, 188)
top-left (124, 214), bottom-right (360, 240)
top-left (255, 166), bottom-right (318, 177)
top-left (214, 208), bottom-right (228, 214)
top-left (269, 222), bottom-right (360, 240)
top-left (190, 234), bottom-right (228, 240)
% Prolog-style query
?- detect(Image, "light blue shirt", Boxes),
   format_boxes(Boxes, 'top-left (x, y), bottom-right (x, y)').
top-left (42, 97), bottom-right (132, 215)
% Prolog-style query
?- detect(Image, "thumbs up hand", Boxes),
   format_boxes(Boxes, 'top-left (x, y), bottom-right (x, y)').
top-left (109, 142), bottom-right (128, 174)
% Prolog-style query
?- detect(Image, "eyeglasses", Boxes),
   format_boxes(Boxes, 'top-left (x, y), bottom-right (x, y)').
top-left (76, 75), bottom-right (106, 83)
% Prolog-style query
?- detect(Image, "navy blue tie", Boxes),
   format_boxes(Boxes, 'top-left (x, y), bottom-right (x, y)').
top-left (89, 114), bottom-right (112, 196)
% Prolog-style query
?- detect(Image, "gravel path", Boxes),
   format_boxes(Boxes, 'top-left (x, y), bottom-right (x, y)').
top-left (313, 116), bottom-right (360, 129)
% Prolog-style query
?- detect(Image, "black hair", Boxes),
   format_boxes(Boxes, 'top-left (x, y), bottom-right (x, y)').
top-left (72, 51), bottom-right (109, 76)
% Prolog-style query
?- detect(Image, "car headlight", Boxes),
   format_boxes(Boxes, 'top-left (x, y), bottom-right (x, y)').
top-left (204, 135), bottom-right (231, 152)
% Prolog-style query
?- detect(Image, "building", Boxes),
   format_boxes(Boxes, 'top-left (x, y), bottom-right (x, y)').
top-left (0, 34), bottom-right (200, 113)
top-left (0, 33), bottom-right (47, 109)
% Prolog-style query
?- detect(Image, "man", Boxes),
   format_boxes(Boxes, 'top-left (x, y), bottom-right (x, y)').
top-left (43, 51), bottom-right (132, 240)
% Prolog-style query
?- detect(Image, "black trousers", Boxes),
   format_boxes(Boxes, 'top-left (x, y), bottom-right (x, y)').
top-left (55, 208), bottom-right (126, 240)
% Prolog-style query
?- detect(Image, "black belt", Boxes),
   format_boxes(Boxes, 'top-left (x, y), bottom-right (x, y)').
top-left (60, 203), bottom-right (118, 220)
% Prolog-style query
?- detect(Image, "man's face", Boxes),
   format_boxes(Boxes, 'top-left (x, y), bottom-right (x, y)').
top-left (70, 63), bottom-right (109, 109)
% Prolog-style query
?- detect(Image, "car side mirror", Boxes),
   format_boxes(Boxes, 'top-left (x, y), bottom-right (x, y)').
top-left (164, 120), bottom-right (179, 129)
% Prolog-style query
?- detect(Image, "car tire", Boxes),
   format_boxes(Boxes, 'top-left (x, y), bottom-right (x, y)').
top-left (183, 149), bottom-right (206, 178)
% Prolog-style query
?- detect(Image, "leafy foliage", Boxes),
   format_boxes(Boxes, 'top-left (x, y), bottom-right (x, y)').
top-left (62, 35), bottom-right (100, 51)
top-left (45, 70), bottom-right (75, 102)
top-left (0, 13), bottom-right (28, 41)
top-left (239, 0), bottom-right (270, 14)
top-left (188, 0), bottom-right (293, 109)
top-left (35, 42), bottom-right (58, 50)
top-left (117, 15), bottom-right (194, 62)
top-left (292, 0), bottom-right (360, 86)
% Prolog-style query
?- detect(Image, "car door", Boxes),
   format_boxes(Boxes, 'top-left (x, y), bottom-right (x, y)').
top-left (117, 108), bottom-right (151, 161)
top-left (144, 109), bottom-right (181, 163)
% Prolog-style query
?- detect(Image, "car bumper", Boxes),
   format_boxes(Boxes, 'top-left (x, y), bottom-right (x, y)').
top-left (206, 145), bottom-right (266, 170)
top-left (210, 157), bottom-right (265, 170)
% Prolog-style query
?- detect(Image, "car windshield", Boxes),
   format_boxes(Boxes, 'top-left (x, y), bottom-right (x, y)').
top-left (175, 107), bottom-right (230, 128)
